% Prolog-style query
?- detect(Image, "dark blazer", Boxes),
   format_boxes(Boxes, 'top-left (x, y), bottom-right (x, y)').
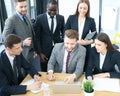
top-left (65, 15), bottom-right (96, 39)
top-left (85, 47), bottom-right (120, 78)
top-left (34, 13), bottom-right (65, 57)
top-left (0, 50), bottom-right (38, 96)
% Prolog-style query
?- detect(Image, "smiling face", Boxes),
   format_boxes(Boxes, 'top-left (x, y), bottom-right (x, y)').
top-left (78, 2), bottom-right (88, 17)
top-left (47, 3), bottom-right (57, 16)
top-left (95, 39), bottom-right (107, 54)
top-left (64, 36), bottom-right (77, 52)
top-left (14, 1), bottom-right (27, 15)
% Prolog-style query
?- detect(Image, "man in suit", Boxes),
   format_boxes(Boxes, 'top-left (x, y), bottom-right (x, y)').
top-left (47, 29), bottom-right (86, 83)
top-left (0, 34), bottom-right (42, 96)
top-left (34, 0), bottom-right (65, 72)
top-left (2, 0), bottom-right (38, 66)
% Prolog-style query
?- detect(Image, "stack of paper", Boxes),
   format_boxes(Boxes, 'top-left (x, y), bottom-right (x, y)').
top-left (21, 79), bottom-right (49, 93)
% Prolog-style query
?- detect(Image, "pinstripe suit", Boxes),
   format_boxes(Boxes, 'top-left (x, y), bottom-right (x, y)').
top-left (2, 13), bottom-right (36, 64)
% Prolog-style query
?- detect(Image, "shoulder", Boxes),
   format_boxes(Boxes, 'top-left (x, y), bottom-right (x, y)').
top-left (77, 44), bottom-right (86, 52)
top-left (54, 43), bottom-right (64, 49)
top-left (86, 17), bottom-right (95, 22)
top-left (36, 13), bottom-right (46, 19)
top-left (68, 14), bottom-right (78, 19)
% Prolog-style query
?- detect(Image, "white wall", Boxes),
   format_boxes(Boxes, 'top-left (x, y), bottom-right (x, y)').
top-left (59, 0), bottom-right (100, 32)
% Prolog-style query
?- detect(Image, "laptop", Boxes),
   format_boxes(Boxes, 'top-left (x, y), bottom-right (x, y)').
top-left (52, 81), bottom-right (81, 94)
top-left (85, 31), bottom-right (97, 40)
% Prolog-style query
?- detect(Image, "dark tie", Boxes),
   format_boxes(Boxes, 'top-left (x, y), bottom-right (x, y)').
top-left (13, 57), bottom-right (18, 84)
top-left (23, 16), bottom-right (28, 25)
top-left (66, 51), bottom-right (71, 73)
top-left (50, 16), bottom-right (54, 33)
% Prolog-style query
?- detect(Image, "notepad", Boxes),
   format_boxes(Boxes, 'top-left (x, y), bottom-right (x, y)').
top-left (52, 81), bottom-right (81, 94)
top-left (85, 31), bottom-right (97, 40)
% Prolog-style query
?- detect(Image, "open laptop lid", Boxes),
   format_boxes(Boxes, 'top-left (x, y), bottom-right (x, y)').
top-left (52, 81), bottom-right (81, 94)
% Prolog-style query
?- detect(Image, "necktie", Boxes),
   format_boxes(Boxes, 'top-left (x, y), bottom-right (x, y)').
top-left (23, 16), bottom-right (28, 25)
top-left (13, 57), bottom-right (18, 84)
top-left (50, 16), bottom-right (54, 33)
top-left (66, 51), bottom-right (71, 73)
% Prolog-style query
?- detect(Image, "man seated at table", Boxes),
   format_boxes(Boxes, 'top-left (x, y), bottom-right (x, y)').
top-left (0, 34), bottom-right (42, 96)
top-left (47, 29), bottom-right (86, 83)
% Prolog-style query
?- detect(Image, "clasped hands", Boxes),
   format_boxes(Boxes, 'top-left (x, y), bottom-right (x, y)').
top-left (47, 72), bottom-right (76, 84)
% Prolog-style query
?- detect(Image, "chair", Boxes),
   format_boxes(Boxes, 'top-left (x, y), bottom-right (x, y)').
top-left (111, 32), bottom-right (120, 44)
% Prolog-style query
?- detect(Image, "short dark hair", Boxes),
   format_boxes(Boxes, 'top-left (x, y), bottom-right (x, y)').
top-left (14, 0), bottom-right (26, 3)
top-left (75, 0), bottom-right (90, 17)
top-left (48, 0), bottom-right (57, 5)
top-left (95, 32), bottom-right (116, 51)
top-left (4, 34), bottom-right (21, 49)
top-left (64, 29), bottom-right (79, 40)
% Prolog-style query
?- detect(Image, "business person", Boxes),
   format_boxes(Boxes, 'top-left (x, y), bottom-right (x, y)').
top-left (85, 33), bottom-right (120, 80)
top-left (34, 0), bottom-right (65, 72)
top-left (65, 0), bottom-right (97, 71)
top-left (47, 29), bottom-right (86, 83)
top-left (2, 0), bottom-right (38, 66)
top-left (0, 34), bottom-right (42, 96)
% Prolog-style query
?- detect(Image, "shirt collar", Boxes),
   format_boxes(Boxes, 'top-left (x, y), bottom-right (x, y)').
top-left (16, 11), bottom-right (24, 21)
top-left (46, 13), bottom-right (56, 19)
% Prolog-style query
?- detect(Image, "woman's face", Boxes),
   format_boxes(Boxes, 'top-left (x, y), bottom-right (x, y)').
top-left (78, 2), bottom-right (88, 17)
top-left (95, 39), bottom-right (107, 54)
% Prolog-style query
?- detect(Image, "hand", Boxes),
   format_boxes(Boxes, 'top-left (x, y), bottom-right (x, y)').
top-left (87, 76), bottom-right (94, 85)
top-left (40, 53), bottom-right (48, 62)
top-left (94, 73), bottom-right (110, 78)
top-left (34, 74), bottom-right (41, 81)
top-left (26, 81), bottom-right (42, 91)
top-left (47, 72), bottom-right (55, 81)
top-left (77, 39), bottom-right (90, 45)
top-left (23, 37), bottom-right (32, 46)
top-left (64, 74), bottom-right (76, 84)
top-left (34, 52), bottom-right (38, 58)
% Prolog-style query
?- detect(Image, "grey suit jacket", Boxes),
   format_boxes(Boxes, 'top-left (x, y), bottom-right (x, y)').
top-left (47, 43), bottom-right (86, 79)
top-left (2, 13), bottom-right (35, 64)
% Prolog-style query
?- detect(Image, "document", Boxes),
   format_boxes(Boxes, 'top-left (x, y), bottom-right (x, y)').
top-left (93, 77), bottom-right (120, 92)
top-left (21, 79), bottom-right (49, 93)
top-left (83, 77), bottom-right (120, 92)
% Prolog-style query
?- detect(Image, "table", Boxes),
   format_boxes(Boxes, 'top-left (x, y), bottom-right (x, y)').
top-left (15, 72), bottom-right (120, 96)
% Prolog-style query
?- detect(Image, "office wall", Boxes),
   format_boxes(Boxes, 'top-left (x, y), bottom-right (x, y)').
top-left (59, 0), bottom-right (100, 32)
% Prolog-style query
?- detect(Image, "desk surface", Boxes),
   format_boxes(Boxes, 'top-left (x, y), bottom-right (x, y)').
top-left (15, 72), bottom-right (120, 96)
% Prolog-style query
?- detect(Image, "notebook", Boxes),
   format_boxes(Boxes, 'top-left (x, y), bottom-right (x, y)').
top-left (52, 81), bottom-right (81, 94)
top-left (85, 31), bottom-right (97, 40)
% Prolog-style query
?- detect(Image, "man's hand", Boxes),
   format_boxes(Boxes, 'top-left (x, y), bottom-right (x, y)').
top-left (64, 74), bottom-right (76, 84)
top-left (40, 53), bottom-right (48, 62)
top-left (47, 72), bottom-right (56, 81)
top-left (26, 81), bottom-right (42, 91)
top-left (23, 37), bottom-right (32, 47)
top-left (34, 74), bottom-right (41, 81)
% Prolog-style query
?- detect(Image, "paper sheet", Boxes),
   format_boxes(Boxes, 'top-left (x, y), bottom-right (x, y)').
top-left (83, 77), bottom-right (120, 92)
top-left (93, 77), bottom-right (120, 92)
top-left (21, 79), bottom-right (49, 93)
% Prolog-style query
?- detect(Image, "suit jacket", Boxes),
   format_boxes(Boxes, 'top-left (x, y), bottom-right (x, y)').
top-left (65, 15), bottom-right (96, 39)
top-left (0, 50), bottom-right (38, 96)
top-left (34, 13), bottom-right (65, 57)
top-left (85, 47), bottom-right (120, 78)
top-left (2, 13), bottom-right (36, 64)
top-left (47, 43), bottom-right (86, 79)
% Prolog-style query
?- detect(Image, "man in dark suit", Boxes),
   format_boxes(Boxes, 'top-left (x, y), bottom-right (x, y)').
top-left (2, 0), bottom-right (38, 67)
top-left (34, 0), bottom-right (65, 72)
top-left (0, 34), bottom-right (42, 96)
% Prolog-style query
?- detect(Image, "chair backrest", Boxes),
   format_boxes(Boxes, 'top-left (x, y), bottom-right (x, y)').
top-left (111, 32), bottom-right (120, 44)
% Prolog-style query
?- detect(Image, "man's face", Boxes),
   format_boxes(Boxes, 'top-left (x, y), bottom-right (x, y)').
top-left (47, 3), bottom-right (57, 16)
top-left (7, 43), bottom-right (23, 56)
top-left (64, 36), bottom-right (77, 52)
top-left (14, 1), bottom-right (27, 15)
